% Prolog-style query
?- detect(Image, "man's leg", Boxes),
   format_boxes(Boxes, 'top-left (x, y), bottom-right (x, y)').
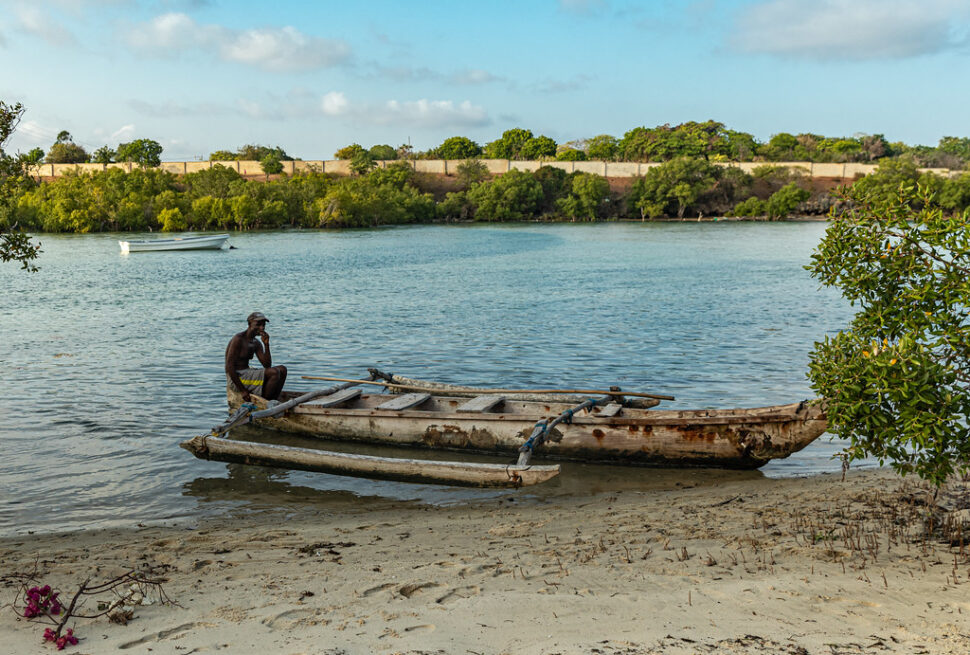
top-left (262, 365), bottom-right (287, 400)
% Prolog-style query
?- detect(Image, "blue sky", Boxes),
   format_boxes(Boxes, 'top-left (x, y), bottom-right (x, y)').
top-left (2, 0), bottom-right (969, 160)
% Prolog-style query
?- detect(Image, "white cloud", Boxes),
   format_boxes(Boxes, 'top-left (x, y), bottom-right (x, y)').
top-left (126, 12), bottom-right (213, 50)
top-left (15, 5), bottom-right (78, 46)
top-left (129, 99), bottom-right (233, 118)
top-left (126, 13), bottom-right (351, 72)
top-left (450, 69), bottom-right (503, 85)
top-left (732, 0), bottom-right (970, 60)
top-left (371, 64), bottom-right (504, 86)
top-left (233, 92), bottom-right (490, 128)
top-left (321, 91), bottom-right (349, 116)
top-left (219, 25), bottom-right (350, 72)
top-left (111, 124), bottom-right (135, 140)
top-left (373, 99), bottom-right (489, 128)
top-left (10, 120), bottom-right (57, 149)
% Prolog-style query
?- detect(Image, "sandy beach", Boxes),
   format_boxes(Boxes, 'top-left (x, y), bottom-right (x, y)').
top-left (3, 467), bottom-right (969, 654)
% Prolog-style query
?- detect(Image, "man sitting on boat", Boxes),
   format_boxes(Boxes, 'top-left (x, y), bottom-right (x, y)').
top-left (225, 312), bottom-right (287, 402)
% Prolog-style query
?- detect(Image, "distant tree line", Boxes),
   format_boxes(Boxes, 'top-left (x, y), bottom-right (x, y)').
top-left (333, 121), bottom-right (970, 169)
top-left (39, 131), bottom-right (166, 168)
top-left (31, 119), bottom-right (970, 172)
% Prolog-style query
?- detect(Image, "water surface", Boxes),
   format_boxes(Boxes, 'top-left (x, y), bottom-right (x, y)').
top-left (1, 222), bottom-right (858, 536)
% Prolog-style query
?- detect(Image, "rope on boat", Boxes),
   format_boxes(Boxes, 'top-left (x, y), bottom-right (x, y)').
top-left (516, 397), bottom-right (606, 467)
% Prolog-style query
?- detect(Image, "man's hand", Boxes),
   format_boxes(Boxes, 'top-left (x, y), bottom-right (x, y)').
top-left (260, 330), bottom-right (270, 346)
top-left (242, 391), bottom-right (252, 402)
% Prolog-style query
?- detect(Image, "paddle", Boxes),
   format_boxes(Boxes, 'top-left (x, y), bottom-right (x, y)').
top-left (300, 375), bottom-right (675, 402)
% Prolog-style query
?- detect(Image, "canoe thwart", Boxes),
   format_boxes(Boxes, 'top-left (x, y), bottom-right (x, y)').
top-left (377, 392), bottom-right (431, 411)
top-left (596, 403), bottom-right (624, 418)
top-left (302, 387), bottom-right (362, 408)
top-left (456, 395), bottom-right (506, 413)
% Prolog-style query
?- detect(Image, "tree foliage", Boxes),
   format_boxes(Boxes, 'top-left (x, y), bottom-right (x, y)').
top-left (483, 129), bottom-right (558, 160)
top-left (586, 134), bottom-right (619, 161)
top-left (628, 158), bottom-right (721, 218)
top-left (519, 135), bottom-right (557, 160)
top-left (369, 144), bottom-right (397, 160)
top-left (433, 136), bottom-right (481, 160)
top-left (349, 150), bottom-right (376, 175)
top-left (0, 100), bottom-right (41, 270)
top-left (466, 169), bottom-right (544, 221)
top-left (557, 172), bottom-right (610, 221)
top-left (334, 144), bottom-right (366, 160)
top-left (116, 139), bottom-right (163, 168)
top-left (45, 141), bottom-right (89, 164)
top-left (260, 154), bottom-right (284, 176)
top-left (91, 146), bottom-right (116, 164)
top-left (455, 159), bottom-right (489, 189)
top-left (555, 147), bottom-right (586, 161)
top-left (808, 184), bottom-right (970, 484)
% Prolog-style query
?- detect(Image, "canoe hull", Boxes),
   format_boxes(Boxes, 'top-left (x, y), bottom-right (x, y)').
top-left (119, 233), bottom-right (229, 253)
top-left (229, 389), bottom-right (827, 469)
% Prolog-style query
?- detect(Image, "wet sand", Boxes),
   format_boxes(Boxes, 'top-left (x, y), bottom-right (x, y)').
top-left (3, 468), bottom-right (970, 654)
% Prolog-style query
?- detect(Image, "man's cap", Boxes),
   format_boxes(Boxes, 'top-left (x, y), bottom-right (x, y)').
top-left (247, 312), bottom-right (269, 324)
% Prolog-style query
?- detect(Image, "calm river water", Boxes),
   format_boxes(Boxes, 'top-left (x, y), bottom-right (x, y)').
top-left (2, 222), bottom-right (861, 536)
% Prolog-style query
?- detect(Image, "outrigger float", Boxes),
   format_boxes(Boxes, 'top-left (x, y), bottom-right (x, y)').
top-left (181, 369), bottom-right (827, 488)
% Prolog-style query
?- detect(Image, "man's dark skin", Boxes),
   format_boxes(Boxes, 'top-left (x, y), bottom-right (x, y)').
top-left (225, 317), bottom-right (287, 401)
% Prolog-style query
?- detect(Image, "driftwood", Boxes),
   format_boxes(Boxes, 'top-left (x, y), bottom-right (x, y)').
top-left (180, 435), bottom-right (559, 488)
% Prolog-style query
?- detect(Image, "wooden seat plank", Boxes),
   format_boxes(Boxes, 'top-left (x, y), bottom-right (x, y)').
top-left (457, 395), bottom-right (505, 413)
top-left (597, 403), bottom-right (623, 418)
top-left (377, 392), bottom-right (431, 411)
top-left (303, 388), bottom-right (362, 408)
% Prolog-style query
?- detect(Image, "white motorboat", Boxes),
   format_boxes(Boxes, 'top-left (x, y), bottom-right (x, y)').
top-left (119, 233), bottom-right (230, 253)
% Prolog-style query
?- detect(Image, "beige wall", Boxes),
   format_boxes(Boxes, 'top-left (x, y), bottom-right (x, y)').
top-left (510, 161), bottom-right (541, 172)
top-left (414, 160), bottom-right (446, 174)
top-left (35, 159), bottom-right (954, 180)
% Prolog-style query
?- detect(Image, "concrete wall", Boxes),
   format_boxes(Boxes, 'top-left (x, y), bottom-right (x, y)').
top-left (510, 161), bottom-right (540, 172)
top-left (34, 159), bottom-right (954, 180)
top-left (605, 162), bottom-right (639, 177)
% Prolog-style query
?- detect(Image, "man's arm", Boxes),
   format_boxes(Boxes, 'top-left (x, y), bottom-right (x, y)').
top-left (225, 335), bottom-right (252, 401)
top-left (255, 330), bottom-right (272, 367)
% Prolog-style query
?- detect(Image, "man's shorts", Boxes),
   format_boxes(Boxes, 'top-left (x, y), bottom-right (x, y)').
top-left (229, 368), bottom-right (264, 394)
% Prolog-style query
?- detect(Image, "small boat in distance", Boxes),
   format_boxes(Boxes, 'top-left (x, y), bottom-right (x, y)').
top-left (119, 233), bottom-right (230, 253)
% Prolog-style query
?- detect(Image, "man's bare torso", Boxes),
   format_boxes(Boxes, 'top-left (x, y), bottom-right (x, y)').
top-left (226, 331), bottom-right (262, 371)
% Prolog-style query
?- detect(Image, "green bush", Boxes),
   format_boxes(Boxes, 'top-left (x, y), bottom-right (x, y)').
top-left (766, 183), bottom-right (810, 219)
top-left (731, 196), bottom-right (766, 217)
top-left (466, 169), bottom-right (544, 221)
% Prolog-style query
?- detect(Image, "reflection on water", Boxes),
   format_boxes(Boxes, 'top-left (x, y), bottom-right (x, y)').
top-left (2, 223), bottom-right (861, 536)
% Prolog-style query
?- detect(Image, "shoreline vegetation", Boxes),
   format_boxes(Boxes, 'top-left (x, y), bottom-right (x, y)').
top-left (3, 155), bottom-right (970, 234)
top-left (6, 119), bottom-right (970, 234)
top-left (3, 468), bottom-right (969, 653)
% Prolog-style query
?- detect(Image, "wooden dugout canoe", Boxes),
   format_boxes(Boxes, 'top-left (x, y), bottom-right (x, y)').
top-left (225, 387), bottom-right (827, 470)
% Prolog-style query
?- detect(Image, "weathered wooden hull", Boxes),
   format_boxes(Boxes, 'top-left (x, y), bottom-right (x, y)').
top-left (229, 389), bottom-right (827, 469)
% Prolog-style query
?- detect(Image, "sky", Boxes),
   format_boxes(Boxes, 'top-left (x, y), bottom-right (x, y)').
top-left (2, 0), bottom-right (970, 161)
